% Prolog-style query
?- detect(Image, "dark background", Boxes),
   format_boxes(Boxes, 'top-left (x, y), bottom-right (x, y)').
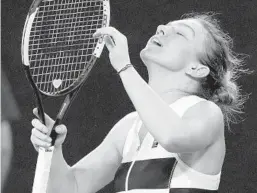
top-left (2, 0), bottom-right (257, 192)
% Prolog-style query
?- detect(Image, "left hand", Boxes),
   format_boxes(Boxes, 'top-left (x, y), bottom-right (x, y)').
top-left (93, 27), bottom-right (131, 72)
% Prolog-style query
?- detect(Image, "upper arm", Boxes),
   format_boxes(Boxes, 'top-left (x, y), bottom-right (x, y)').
top-left (166, 101), bottom-right (224, 153)
top-left (71, 112), bottom-right (136, 193)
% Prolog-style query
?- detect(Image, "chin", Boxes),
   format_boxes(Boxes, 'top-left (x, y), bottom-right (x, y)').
top-left (140, 46), bottom-right (157, 65)
top-left (140, 51), bottom-right (183, 72)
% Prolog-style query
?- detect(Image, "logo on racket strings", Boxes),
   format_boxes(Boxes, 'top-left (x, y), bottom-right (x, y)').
top-left (52, 79), bottom-right (62, 89)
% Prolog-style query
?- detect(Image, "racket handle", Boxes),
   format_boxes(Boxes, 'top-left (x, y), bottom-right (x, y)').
top-left (32, 146), bottom-right (54, 193)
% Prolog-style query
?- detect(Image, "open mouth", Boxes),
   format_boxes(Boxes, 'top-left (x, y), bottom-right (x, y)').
top-left (151, 37), bottom-right (162, 47)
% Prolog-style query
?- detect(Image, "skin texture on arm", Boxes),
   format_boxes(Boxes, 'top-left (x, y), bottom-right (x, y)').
top-left (165, 100), bottom-right (224, 153)
top-left (70, 112), bottom-right (136, 193)
top-left (119, 67), bottom-right (224, 153)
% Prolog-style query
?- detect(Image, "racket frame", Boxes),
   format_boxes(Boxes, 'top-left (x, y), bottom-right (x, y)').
top-left (21, 0), bottom-right (110, 192)
top-left (22, 0), bottom-right (110, 97)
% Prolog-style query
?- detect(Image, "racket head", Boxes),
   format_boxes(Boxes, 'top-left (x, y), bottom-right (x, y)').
top-left (22, 0), bottom-right (110, 97)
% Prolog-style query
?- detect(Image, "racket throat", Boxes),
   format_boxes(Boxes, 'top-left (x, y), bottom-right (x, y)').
top-left (50, 90), bottom-right (79, 145)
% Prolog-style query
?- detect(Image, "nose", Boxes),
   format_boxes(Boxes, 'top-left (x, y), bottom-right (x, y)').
top-left (156, 24), bottom-right (174, 36)
top-left (156, 25), bottom-right (166, 35)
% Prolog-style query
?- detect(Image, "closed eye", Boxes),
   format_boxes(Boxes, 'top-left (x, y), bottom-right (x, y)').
top-left (176, 31), bottom-right (188, 40)
top-left (176, 32), bottom-right (184, 36)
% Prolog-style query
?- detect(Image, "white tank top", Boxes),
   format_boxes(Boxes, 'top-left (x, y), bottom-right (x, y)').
top-left (113, 95), bottom-right (221, 193)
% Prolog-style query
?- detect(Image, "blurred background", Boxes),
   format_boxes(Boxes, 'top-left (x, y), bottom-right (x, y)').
top-left (1, 0), bottom-right (257, 192)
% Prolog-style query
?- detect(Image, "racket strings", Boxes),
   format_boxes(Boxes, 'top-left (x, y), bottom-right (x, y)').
top-left (28, 0), bottom-right (104, 94)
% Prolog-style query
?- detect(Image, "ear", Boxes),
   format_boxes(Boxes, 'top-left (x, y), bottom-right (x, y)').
top-left (185, 64), bottom-right (210, 78)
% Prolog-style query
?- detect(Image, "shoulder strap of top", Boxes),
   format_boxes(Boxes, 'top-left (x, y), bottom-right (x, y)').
top-left (170, 95), bottom-right (207, 117)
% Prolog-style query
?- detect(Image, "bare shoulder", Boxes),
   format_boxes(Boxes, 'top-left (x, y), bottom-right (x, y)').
top-left (119, 111), bottom-right (138, 124)
top-left (111, 111), bottom-right (138, 134)
top-left (183, 100), bottom-right (224, 136)
top-left (184, 100), bottom-right (223, 120)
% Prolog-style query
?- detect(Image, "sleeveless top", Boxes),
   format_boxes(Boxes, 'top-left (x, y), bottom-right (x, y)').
top-left (113, 95), bottom-right (221, 193)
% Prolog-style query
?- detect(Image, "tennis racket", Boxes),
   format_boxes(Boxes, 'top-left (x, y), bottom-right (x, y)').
top-left (21, 0), bottom-right (110, 192)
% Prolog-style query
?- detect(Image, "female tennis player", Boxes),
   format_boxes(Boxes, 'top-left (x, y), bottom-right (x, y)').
top-left (30, 13), bottom-right (246, 193)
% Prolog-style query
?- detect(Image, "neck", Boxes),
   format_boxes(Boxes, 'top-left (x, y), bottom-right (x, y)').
top-left (146, 63), bottom-right (198, 104)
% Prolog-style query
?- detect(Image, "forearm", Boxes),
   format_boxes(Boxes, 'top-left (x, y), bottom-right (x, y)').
top-left (47, 146), bottom-right (77, 193)
top-left (119, 67), bottom-right (182, 144)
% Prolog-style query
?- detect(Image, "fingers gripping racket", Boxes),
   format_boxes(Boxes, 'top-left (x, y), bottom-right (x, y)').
top-left (21, 0), bottom-right (110, 192)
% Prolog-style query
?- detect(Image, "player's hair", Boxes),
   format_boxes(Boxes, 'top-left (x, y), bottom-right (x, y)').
top-left (181, 12), bottom-right (250, 129)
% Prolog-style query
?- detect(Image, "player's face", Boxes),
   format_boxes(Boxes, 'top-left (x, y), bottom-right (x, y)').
top-left (140, 19), bottom-right (207, 72)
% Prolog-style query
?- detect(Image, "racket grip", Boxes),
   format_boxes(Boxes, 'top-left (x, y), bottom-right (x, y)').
top-left (32, 146), bottom-right (54, 193)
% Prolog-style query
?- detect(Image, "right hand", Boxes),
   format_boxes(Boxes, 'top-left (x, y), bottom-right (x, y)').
top-left (30, 108), bottom-right (67, 152)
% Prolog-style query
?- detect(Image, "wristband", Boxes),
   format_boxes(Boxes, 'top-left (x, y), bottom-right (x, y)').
top-left (117, 64), bottom-right (133, 74)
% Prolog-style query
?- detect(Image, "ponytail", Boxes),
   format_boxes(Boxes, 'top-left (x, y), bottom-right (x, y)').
top-left (211, 77), bottom-right (246, 129)
top-left (212, 79), bottom-right (237, 106)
